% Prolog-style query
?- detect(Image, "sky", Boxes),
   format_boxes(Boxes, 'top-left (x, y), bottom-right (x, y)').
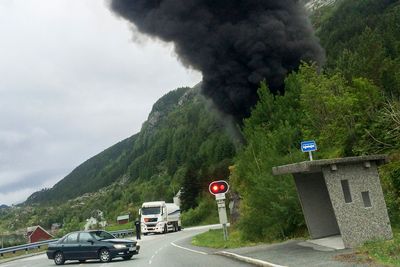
top-left (0, 0), bottom-right (202, 206)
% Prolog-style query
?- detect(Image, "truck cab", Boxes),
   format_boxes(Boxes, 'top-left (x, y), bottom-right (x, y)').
top-left (140, 201), bottom-right (181, 235)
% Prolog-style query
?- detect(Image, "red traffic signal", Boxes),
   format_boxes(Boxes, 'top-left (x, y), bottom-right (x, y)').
top-left (209, 180), bottom-right (229, 195)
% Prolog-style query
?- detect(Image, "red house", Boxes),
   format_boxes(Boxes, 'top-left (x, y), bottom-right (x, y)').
top-left (117, 214), bottom-right (130, 225)
top-left (27, 225), bottom-right (53, 243)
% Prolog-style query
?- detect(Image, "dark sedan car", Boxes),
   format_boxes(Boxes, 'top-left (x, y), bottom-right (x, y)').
top-left (46, 230), bottom-right (140, 265)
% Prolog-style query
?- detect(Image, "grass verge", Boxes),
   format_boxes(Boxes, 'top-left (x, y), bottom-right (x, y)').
top-left (191, 228), bottom-right (261, 249)
top-left (105, 223), bottom-right (133, 231)
top-left (0, 247), bottom-right (47, 261)
top-left (357, 229), bottom-right (400, 266)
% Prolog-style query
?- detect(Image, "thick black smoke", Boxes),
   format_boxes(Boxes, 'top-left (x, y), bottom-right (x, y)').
top-left (110, 0), bottom-right (324, 122)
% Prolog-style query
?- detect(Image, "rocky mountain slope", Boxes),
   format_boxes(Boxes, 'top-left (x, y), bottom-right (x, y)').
top-left (26, 84), bottom-right (236, 205)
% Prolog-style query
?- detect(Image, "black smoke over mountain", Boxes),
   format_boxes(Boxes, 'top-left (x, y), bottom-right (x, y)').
top-left (110, 0), bottom-right (324, 122)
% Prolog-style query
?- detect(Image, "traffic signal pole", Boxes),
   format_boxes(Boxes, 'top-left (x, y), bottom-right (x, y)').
top-left (209, 181), bottom-right (230, 241)
top-left (216, 196), bottom-right (229, 241)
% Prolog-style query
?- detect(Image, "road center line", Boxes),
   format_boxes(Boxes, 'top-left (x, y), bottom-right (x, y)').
top-left (170, 241), bottom-right (208, 255)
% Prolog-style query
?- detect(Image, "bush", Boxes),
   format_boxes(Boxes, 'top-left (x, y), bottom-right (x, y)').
top-left (181, 196), bottom-right (218, 227)
top-left (380, 154), bottom-right (400, 226)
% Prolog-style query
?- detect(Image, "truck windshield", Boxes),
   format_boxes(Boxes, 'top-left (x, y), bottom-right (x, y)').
top-left (142, 207), bottom-right (161, 215)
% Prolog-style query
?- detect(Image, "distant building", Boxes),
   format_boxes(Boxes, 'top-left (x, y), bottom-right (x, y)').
top-left (51, 223), bottom-right (62, 235)
top-left (117, 214), bottom-right (130, 225)
top-left (173, 190), bottom-right (181, 207)
top-left (84, 209), bottom-right (107, 230)
top-left (26, 225), bottom-right (53, 243)
top-left (84, 217), bottom-right (107, 230)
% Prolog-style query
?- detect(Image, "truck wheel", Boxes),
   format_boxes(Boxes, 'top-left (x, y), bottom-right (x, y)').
top-left (174, 222), bottom-right (178, 232)
top-left (178, 226), bottom-right (182, 231)
top-left (163, 225), bottom-right (167, 234)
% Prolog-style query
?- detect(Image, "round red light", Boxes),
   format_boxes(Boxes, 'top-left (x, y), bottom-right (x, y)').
top-left (209, 180), bottom-right (229, 195)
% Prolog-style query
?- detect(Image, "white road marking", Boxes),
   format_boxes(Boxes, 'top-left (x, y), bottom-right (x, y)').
top-left (148, 242), bottom-right (167, 265)
top-left (170, 241), bottom-right (208, 255)
top-left (149, 253), bottom-right (156, 265)
top-left (216, 251), bottom-right (288, 267)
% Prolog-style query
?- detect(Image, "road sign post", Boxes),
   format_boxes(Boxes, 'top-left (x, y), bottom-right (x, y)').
top-left (209, 180), bottom-right (229, 241)
top-left (301, 140), bottom-right (317, 161)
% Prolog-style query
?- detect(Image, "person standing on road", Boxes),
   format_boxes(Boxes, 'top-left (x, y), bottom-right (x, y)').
top-left (134, 218), bottom-right (141, 240)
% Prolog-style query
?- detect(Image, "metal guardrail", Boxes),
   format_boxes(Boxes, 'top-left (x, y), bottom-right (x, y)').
top-left (109, 229), bottom-right (134, 237)
top-left (0, 238), bottom-right (59, 256)
top-left (0, 229), bottom-right (135, 257)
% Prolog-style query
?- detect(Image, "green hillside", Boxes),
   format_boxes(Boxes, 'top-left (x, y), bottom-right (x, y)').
top-left (316, 0), bottom-right (400, 97)
top-left (26, 134), bottom-right (138, 203)
top-left (231, 0), bottom-right (400, 246)
top-left (0, 83), bottom-right (236, 236)
top-left (26, 85), bottom-right (236, 205)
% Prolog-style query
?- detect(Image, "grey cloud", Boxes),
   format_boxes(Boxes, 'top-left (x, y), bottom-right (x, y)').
top-left (0, 0), bottom-right (201, 205)
top-left (0, 168), bottom-right (67, 194)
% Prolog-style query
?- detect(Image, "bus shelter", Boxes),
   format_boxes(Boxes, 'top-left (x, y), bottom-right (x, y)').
top-left (272, 155), bottom-right (393, 248)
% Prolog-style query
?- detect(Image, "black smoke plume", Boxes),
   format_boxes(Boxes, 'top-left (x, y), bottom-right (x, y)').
top-left (110, 0), bottom-right (324, 122)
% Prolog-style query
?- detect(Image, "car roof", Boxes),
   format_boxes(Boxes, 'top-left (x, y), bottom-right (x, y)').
top-left (65, 230), bottom-right (108, 235)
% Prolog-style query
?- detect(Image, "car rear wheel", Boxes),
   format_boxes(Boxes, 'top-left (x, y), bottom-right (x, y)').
top-left (54, 251), bottom-right (65, 265)
top-left (99, 248), bottom-right (111, 263)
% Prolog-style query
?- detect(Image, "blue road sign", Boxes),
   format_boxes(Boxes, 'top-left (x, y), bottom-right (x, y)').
top-left (301, 140), bottom-right (317, 152)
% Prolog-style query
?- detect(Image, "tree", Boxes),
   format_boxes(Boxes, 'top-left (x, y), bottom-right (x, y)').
top-left (231, 80), bottom-right (304, 241)
top-left (180, 163), bottom-right (201, 211)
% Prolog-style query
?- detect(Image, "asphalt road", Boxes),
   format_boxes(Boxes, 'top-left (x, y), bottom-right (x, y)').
top-left (0, 225), bottom-right (252, 267)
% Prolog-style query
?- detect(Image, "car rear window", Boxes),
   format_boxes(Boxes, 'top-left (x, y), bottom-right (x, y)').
top-left (64, 233), bottom-right (78, 243)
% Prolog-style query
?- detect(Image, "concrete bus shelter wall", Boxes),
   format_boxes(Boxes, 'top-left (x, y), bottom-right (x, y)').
top-left (273, 155), bottom-right (393, 248)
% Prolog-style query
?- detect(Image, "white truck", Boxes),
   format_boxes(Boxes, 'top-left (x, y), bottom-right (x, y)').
top-left (140, 201), bottom-right (181, 235)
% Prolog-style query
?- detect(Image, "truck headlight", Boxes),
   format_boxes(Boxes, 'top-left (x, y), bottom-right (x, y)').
top-left (113, 244), bottom-right (126, 249)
